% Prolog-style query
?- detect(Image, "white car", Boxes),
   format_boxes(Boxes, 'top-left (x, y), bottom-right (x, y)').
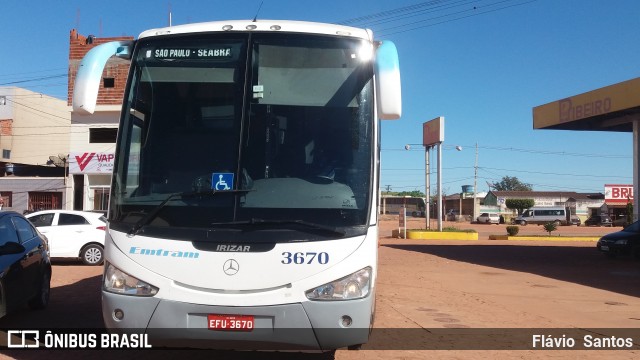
top-left (26, 210), bottom-right (107, 265)
top-left (477, 212), bottom-right (500, 224)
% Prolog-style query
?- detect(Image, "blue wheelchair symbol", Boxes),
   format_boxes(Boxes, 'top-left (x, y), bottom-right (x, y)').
top-left (212, 173), bottom-right (234, 190)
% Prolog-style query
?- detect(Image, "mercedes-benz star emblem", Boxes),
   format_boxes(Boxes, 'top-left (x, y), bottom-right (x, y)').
top-left (223, 259), bottom-right (240, 276)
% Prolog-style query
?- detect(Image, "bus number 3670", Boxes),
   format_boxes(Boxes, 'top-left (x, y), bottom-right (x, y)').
top-left (281, 252), bottom-right (329, 265)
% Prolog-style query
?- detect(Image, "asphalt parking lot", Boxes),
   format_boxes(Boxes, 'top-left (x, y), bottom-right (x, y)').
top-left (0, 218), bottom-right (638, 360)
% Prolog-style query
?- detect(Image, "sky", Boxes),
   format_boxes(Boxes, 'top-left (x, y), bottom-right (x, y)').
top-left (0, 0), bottom-right (638, 196)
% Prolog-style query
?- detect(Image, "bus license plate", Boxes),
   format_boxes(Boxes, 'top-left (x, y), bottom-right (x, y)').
top-left (207, 314), bottom-right (254, 332)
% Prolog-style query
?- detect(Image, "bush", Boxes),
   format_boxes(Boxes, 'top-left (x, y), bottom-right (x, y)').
top-left (506, 226), bottom-right (519, 236)
top-left (543, 222), bottom-right (557, 235)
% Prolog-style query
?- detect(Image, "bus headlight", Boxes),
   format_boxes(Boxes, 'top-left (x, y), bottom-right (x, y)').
top-left (104, 262), bottom-right (158, 296)
top-left (305, 267), bottom-right (371, 301)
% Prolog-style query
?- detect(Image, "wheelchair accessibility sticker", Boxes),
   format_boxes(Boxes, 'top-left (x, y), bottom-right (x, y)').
top-left (212, 173), bottom-right (234, 190)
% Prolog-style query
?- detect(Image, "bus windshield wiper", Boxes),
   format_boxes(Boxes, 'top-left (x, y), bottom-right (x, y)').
top-left (210, 218), bottom-right (346, 237)
top-left (128, 189), bottom-right (252, 236)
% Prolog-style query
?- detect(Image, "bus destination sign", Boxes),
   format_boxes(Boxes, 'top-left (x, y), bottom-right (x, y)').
top-left (148, 48), bottom-right (232, 59)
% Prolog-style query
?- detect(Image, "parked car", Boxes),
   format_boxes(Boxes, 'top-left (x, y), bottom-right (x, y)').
top-left (477, 213), bottom-right (500, 224)
top-left (596, 220), bottom-right (640, 258)
top-left (26, 210), bottom-right (106, 265)
top-left (0, 211), bottom-right (52, 319)
top-left (569, 215), bottom-right (581, 226)
top-left (584, 214), bottom-right (613, 227)
top-left (612, 215), bottom-right (630, 228)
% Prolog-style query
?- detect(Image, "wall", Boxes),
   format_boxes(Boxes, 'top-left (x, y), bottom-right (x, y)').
top-left (0, 178), bottom-right (66, 213)
top-left (67, 29), bottom-right (132, 107)
top-left (0, 87), bottom-right (70, 166)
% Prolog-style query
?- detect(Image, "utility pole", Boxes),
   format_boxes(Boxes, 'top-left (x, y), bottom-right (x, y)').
top-left (437, 142), bottom-right (443, 231)
top-left (473, 143), bottom-right (478, 221)
top-left (425, 146), bottom-right (430, 230)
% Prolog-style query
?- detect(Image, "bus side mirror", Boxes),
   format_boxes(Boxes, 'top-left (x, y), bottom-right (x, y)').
top-left (374, 40), bottom-right (402, 120)
top-left (72, 40), bottom-right (133, 115)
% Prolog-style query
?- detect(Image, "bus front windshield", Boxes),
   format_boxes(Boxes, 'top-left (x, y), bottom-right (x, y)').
top-left (110, 33), bottom-right (375, 241)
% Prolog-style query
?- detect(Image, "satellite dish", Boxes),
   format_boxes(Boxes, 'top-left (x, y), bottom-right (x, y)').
top-left (58, 154), bottom-right (69, 161)
top-left (48, 155), bottom-right (66, 167)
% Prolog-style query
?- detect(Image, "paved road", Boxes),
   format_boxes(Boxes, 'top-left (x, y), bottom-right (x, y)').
top-left (1, 219), bottom-right (638, 359)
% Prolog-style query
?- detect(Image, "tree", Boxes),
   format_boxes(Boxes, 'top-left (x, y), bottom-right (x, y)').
top-left (505, 198), bottom-right (535, 215)
top-left (396, 190), bottom-right (426, 198)
top-left (492, 176), bottom-right (532, 191)
top-left (543, 222), bottom-right (557, 235)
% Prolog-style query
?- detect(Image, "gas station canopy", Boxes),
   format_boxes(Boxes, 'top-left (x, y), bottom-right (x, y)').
top-left (533, 77), bottom-right (640, 132)
top-left (532, 77), bottom-right (640, 219)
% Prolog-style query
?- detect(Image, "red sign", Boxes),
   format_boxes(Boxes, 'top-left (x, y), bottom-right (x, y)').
top-left (604, 184), bottom-right (633, 204)
top-left (423, 117), bottom-right (444, 147)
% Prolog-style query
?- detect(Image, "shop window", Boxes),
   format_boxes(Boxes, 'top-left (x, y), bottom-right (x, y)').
top-left (93, 188), bottom-right (110, 211)
top-left (28, 192), bottom-right (62, 211)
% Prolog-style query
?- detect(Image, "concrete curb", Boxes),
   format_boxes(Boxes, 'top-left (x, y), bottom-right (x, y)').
top-left (392, 229), bottom-right (478, 241)
top-left (390, 229), bottom-right (600, 242)
top-left (501, 236), bottom-right (600, 242)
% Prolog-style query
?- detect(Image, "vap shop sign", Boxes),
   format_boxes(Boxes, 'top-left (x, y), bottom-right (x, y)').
top-left (69, 152), bottom-right (115, 174)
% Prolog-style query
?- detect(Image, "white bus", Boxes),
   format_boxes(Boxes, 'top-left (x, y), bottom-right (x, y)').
top-left (513, 206), bottom-right (569, 226)
top-left (73, 20), bottom-right (401, 352)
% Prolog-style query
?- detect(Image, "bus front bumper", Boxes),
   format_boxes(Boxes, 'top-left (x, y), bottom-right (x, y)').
top-left (102, 291), bottom-right (373, 350)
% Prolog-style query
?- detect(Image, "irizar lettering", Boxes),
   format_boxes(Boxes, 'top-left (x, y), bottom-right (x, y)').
top-left (129, 246), bottom-right (199, 258)
top-left (216, 244), bottom-right (251, 252)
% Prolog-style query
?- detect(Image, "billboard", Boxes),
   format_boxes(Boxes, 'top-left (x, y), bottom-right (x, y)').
top-left (423, 116), bottom-right (444, 147)
top-left (604, 184), bottom-right (633, 204)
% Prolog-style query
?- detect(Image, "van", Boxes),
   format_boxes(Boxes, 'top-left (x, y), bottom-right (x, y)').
top-left (514, 207), bottom-right (568, 226)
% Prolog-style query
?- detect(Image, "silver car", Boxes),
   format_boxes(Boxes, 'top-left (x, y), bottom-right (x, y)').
top-left (477, 212), bottom-right (500, 224)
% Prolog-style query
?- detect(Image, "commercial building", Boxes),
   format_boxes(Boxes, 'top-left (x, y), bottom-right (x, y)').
top-left (67, 29), bottom-right (133, 211)
top-left (0, 87), bottom-right (69, 212)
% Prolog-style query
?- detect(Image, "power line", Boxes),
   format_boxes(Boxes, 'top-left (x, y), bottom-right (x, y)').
top-left (0, 74), bottom-right (67, 86)
top-left (382, 145), bottom-right (631, 159)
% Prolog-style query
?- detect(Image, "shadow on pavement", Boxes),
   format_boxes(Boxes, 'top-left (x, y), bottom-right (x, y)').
top-left (383, 243), bottom-right (640, 298)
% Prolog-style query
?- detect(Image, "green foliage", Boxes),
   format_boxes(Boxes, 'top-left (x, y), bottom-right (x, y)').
top-left (396, 190), bottom-right (426, 198)
top-left (505, 198), bottom-right (535, 215)
top-left (506, 226), bottom-right (519, 236)
top-left (493, 176), bottom-right (532, 191)
top-left (543, 222), bottom-right (557, 235)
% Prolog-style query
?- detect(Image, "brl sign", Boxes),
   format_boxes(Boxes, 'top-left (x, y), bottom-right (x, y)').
top-left (604, 184), bottom-right (633, 204)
